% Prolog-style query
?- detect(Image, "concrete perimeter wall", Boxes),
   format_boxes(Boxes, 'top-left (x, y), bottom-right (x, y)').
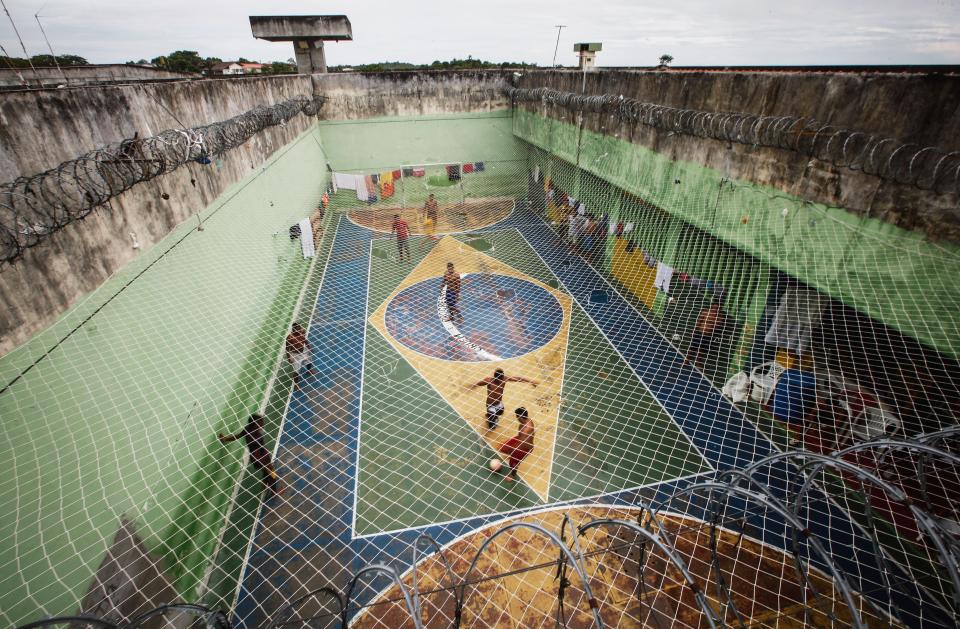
top-left (0, 76), bottom-right (314, 355)
top-left (514, 69), bottom-right (960, 241)
top-left (0, 70), bottom-right (511, 356)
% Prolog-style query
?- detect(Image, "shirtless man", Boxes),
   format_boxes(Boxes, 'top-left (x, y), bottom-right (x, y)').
top-left (285, 322), bottom-right (313, 388)
top-left (688, 302), bottom-right (724, 371)
top-left (391, 214), bottom-right (410, 262)
top-left (219, 413), bottom-right (280, 496)
top-left (442, 262), bottom-right (464, 324)
top-left (423, 194), bottom-right (440, 240)
top-left (498, 408), bottom-right (535, 482)
top-left (468, 368), bottom-right (539, 429)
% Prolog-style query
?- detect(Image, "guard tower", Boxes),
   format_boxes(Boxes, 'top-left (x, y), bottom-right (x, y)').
top-left (574, 42), bottom-right (602, 70)
top-left (249, 15), bottom-right (353, 74)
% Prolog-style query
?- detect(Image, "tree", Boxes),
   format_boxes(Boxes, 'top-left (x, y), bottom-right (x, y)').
top-left (658, 54), bottom-right (673, 67)
top-left (264, 60), bottom-right (295, 74)
top-left (1, 53), bottom-right (87, 68)
top-left (151, 50), bottom-right (207, 73)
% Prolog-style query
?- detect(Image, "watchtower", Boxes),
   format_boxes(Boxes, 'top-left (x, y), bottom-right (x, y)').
top-left (249, 15), bottom-right (353, 74)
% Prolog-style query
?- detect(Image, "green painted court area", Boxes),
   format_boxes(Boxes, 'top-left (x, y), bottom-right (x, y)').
top-left (354, 229), bottom-right (711, 536)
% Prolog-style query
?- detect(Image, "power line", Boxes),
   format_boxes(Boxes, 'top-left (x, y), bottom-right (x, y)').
top-left (34, 8), bottom-right (66, 81)
top-left (551, 25), bottom-right (566, 68)
top-left (0, 0), bottom-right (38, 80)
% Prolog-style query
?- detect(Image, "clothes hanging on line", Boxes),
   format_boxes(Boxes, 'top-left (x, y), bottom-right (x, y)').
top-left (392, 169), bottom-right (402, 180)
top-left (764, 286), bottom-right (825, 355)
top-left (356, 176), bottom-right (369, 202)
top-left (299, 218), bottom-right (315, 259)
top-left (333, 172), bottom-right (357, 191)
top-left (463, 163), bottom-right (474, 174)
top-left (380, 171), bottom-right (393, 185)
top-left (474, 161), bottom-right (485, 171)
top-left (654, 262), bottom-right (674, 293)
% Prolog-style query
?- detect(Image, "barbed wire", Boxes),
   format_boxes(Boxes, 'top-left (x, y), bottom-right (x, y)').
top-left (504, 86), bottom-right (960, 197)
top-left (0, 94), bottom-right (324, 265)
top-left (20, 427), bottom-right (958, 628)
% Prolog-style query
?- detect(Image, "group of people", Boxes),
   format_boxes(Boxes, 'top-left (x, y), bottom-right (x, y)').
top-left (468, 368), bottom-right (539, 482)
top-left (219, 241), bottom-right (542, 497)
top-left (217, 321), bottom-right (315, 497)
top-left (390, 193), bottom-right (442, 263)
top-left (547, 183), bottom-right (608, 261)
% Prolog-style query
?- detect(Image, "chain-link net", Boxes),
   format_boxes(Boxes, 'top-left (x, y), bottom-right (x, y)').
top-left (2, 96), bottom-right (959, 629)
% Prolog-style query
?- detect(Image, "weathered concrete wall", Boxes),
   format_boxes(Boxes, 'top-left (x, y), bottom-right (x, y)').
top-left (0, 64), bottom-right (199, 88)
top-left (312, 70), bottom-right (509, 119)
top-left (514, 69), bottom-right (960, 240)
top-left (0, 75), bottom-right (314, 355)
top-left (0, 70), bottom-right (516, 355)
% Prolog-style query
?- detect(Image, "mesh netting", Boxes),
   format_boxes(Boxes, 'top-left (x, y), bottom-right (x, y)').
top-left (1, 108), bottom-right (959, 629)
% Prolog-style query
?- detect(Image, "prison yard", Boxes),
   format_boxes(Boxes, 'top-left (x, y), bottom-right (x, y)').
top-left (1, 12), bottom-right (959, 629)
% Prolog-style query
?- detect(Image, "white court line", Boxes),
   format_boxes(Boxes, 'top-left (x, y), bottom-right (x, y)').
top-left (198, 240), bottom-right (321, 599)
top-left (516, 229), bottom-right (718, 474)
top-left (344, 197), bottom-right (516, 236)
top-left (352, 469), bottom-right (714, 540)
top-left (522, 215), bottom-right (784, 457)
top-left (349, 236), bottom-right (375, 539)
top-left (438, 278), bottom-right (502, 361)
top-left (229, 214), bottom-right (342, 613)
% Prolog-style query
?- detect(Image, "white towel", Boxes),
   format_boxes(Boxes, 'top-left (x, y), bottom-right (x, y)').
top-left (333, 172), bottom-right (356, 191)
top-left (654, 262), bottom-right (674, 293)
top-left (299, 219), bottom-right (315, 259)
top-left (355, 175), bottom-right (368, 201)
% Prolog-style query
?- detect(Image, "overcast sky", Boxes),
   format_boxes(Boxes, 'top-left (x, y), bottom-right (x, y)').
top-left (1, 0), bottom-right (959, 66)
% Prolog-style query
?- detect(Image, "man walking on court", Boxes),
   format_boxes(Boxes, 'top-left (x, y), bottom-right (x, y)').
top-left (468, 368), bottom-right (539, 429)
top-left (423, 193), bottom-right (439, 240)
top-left (391, 213), bottom-right (410, 262)
top-left (498, 407), bottom-right (535, 482)
top-left (219, 413), bottom-right (280, 497)
top-left (286, 322), bottom-right (313, 389)
top-left (442, 262), bottom-right (464, 324)
top-left (688, 301), bottom-right (725, 372)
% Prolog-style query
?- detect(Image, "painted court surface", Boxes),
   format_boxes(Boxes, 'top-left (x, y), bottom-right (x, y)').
top-left (357, 230), bottom-right (709, 535)
top-left (233, 201), bottom-right (782, 625)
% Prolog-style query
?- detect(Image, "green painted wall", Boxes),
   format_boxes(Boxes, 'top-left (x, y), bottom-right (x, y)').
top-left (515, 109), bottom-right (960, 359)
top-left (0, 125), bottom-right (329, 626)
top-left (318, 111), bottom-right (522, 171)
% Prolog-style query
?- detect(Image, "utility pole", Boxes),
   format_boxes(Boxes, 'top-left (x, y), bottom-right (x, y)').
top-left (551, 25), bottom-right (566, 68)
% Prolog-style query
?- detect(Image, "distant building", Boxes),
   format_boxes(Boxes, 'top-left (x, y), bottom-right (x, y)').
top-left (210, 62), bottom-right (243, 75)
top-left (209, 62), bottom-right (264, 76)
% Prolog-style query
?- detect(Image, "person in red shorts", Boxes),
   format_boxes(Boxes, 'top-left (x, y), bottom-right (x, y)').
top-left (219, 413), bottom-right (280, 497)
top-left (391, 214), bottom-right (410, 262)
top-left (498, 407), bottom-right (535, 482)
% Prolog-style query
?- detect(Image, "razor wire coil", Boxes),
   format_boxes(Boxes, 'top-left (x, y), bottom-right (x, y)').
top-left (23, 428), bottom-right (957, 629)
top-left (0, 94), bottom-right (324, 265)
top-left (504, 86), bottom-right (960, 197)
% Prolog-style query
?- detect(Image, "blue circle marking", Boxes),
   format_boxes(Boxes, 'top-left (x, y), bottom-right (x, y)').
top-left (385, 274), bottom-right (564, 362)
